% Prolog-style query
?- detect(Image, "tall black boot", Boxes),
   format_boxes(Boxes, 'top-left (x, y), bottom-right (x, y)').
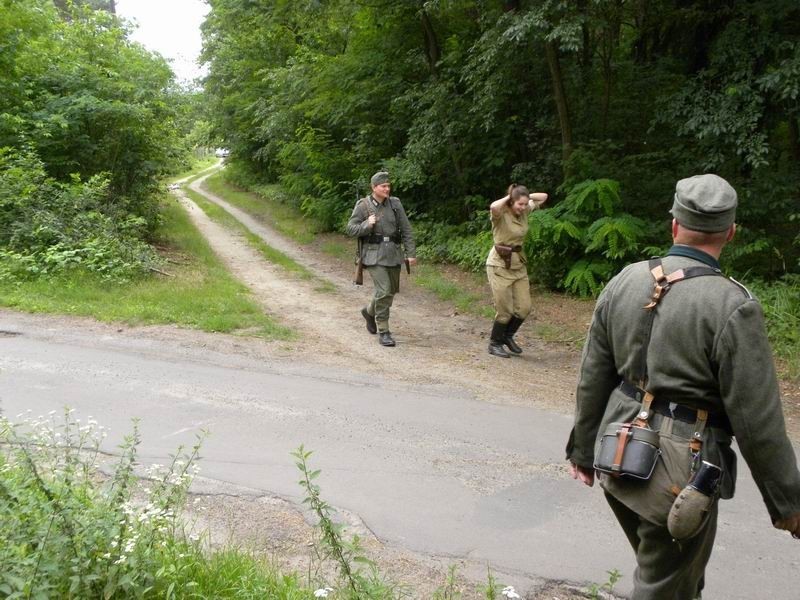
top-left (488, 321), bottom-right (510, 358)
top-left (504, 316), bottom-right (524, 354)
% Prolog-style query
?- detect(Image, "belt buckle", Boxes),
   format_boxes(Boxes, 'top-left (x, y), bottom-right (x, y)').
top-left (382, 236), bottom-right (390, 242)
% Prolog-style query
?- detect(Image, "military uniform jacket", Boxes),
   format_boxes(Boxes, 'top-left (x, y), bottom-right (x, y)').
top-left (346, 195), bottom-right (416, 267)
top-left (486, 205), bottom-right (530, 270)
top-left (566, 246), bottom-right (800, 523)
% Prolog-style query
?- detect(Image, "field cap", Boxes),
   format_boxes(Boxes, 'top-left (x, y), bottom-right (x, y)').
top-left (370, 171), bottom-right (390, 186)
top-left (671, 174), bottom-right (737, 232)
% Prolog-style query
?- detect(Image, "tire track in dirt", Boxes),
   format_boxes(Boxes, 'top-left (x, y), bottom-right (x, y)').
top-left (177, 171), bottom-right (580, 413)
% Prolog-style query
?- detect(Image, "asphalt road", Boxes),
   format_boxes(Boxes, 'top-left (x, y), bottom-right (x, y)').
top-left (1, 313), bottom-right (798, 599)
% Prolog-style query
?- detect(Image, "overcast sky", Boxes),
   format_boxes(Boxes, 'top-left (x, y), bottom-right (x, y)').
top-left (115, 0), bottom-right (210, 84)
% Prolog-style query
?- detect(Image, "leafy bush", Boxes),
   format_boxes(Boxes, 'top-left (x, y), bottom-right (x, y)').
top-left (527, 179), bottom-right (651, 296)
top-left (414, 220), bottom-right (494, 273)
top-left (0, 150), bottom-right (158, 282)
top-left (0, 411), bottom-right (203, 599)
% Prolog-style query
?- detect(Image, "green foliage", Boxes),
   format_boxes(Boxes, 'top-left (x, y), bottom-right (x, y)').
top-left (0, 149), bottom-right (158, 282)
top-left (0, 195), bottom-right (290, 339)
top-left (587, 568), bottom-right (622, 599)
top-left (0, 411), bottom-right (204, 598)
top-left (528, 179), bottom-right (647, 296)
top-left (292, 446), bottom-right (403, 600)
top-left (201, 0), bottom-right (799, 290)
top-left (750, 275), bottom-right (800, 378)
top-left (0, 1), bottom-right (188, 218)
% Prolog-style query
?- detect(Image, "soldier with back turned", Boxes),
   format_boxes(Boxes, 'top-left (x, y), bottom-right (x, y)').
top-left (566, 174), bottom-right (800, 599)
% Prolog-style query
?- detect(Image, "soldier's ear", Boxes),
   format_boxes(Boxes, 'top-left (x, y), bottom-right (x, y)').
top-left (726, 224), bottom-right (736, 243)
top-left (671, 219), bottom-right (679, 239)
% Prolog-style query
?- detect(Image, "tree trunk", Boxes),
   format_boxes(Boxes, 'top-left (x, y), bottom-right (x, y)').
top-left (420, 9), bottom-right (440, 77)
top-left (788, 116), bottom-right (800, 165)
top-left (545, 40), bottom-right (573, 166)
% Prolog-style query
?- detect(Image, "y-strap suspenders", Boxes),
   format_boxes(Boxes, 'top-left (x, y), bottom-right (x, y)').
top-left (638, 257), bottom-right (725, 453)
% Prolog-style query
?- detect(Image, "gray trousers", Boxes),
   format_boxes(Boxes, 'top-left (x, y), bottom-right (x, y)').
top-left (365, 265), bottom-right (401, 332)
top-left (605, 492), bottom-right (718, 600)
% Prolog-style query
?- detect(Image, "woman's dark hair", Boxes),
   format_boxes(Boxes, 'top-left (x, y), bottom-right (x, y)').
top-left (506, 183), bottom-right (530, 206)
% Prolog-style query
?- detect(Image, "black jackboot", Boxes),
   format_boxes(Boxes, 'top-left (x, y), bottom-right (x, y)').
top-left (488, 321), bottom-right (510, 358)
top-left (504, 316), bottom-right (524, 354)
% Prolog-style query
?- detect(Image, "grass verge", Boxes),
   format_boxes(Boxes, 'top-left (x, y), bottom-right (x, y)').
top-left (411, 264), bottom-right (495, 319)
top-left (0, 196), bottom-right (292, 339)
top-left (168, 156), bottom-right (219, 184)
top-left (204, 172), bottom-right (318, 244)
top-left (183, 186), bottom-right (336, 294)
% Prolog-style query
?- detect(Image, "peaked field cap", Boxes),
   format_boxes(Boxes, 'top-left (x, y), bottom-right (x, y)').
top-left (370, 171), bottom-right (390, 186)
top-left (670, 174), bottom-right (737, 232)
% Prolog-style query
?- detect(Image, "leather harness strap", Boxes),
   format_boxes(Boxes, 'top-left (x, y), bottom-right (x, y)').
top-left (638, 258), bottom-right (724, 454)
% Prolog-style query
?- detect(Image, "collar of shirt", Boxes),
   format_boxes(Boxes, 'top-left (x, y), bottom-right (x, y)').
top-left (370, 195), bottom-right (386, 207)
top-left (666, 244), bottom-right (720, 270)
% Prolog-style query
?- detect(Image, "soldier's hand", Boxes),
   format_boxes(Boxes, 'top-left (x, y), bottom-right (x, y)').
top-left (569, 462), bottom-right (595, 487)
top-left (774, 512), bottom-right (800, 539)
top-left (407, 257), bottom-right (417, 266)
top-left (367, 214), bottom-right (377, 226)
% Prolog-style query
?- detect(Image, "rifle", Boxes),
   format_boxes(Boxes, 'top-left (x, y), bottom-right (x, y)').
top-left (353, 186), bottom-right (365, 285)
top-left (354, 235), bottom-right (364, 285)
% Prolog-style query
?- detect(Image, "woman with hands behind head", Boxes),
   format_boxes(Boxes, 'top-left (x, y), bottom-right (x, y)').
top-left (485, 184), bottom-right (548, 358)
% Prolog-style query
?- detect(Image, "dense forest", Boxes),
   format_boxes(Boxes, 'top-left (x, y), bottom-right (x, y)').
top-left (0, 0), bottom-right (196, 282)
top-left (201, 0), bottom-right (800, 295)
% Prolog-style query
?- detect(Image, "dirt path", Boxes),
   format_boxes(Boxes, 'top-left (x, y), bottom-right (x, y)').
top-left (178, 172), bottom-right (584, 418)
top-left (176, 170), bottom-right (800, 441)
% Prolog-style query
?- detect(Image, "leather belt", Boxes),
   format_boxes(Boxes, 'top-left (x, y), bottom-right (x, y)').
top-left (618, 381), bottom-right (732, 432)
top-left (364, 234), bottom-right (400, 244)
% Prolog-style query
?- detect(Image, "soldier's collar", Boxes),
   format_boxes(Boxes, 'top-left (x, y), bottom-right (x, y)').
top-left (369, 195), bottom-right (386, 206)
top-left (666, 245), bottom-right (720, 270)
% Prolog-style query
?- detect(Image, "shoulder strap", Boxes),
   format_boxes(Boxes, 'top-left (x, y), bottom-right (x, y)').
top-left (360, 197), bottom-right (374, 216)
top-left (638, 258), bottom-right (725, 391)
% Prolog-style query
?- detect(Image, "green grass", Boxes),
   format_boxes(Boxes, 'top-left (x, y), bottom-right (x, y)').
top-left (184, 187), bottom-right (336, 293)
top-left (412, 264), bottom-right (495, 318)
top-left (320, 237), bottom-right (352, 260)
top-left (0, 197), bottom-right (293, 339)
top-left (168, 156), bottom-right (219, 184)
top-left (204, 173), bottom-right (318, 244)
top-left (750, 275), bottom-right (800, 379)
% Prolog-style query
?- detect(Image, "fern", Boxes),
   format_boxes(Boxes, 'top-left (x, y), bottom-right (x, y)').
top-left (564, 178), bottom-right (621, 217)
top-left (585, 215), bottom-right (646, 259)
top-left (564, 259), bottom-right (613, 297)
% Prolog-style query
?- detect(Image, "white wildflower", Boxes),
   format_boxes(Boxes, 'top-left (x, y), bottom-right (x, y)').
top-left (502, 586), bottom-right (521, 599)
top-left (313, 587), bottom-right (334, 598)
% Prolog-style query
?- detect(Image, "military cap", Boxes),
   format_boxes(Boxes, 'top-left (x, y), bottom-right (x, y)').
top-left (671, 174), bottom-right (737, 232)
top-left (370, 171), bottom-right (390, 186)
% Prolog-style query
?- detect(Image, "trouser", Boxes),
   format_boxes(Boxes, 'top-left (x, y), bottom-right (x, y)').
top-left (486, 265), bottom-right (531, 324)
top-left (605, 492), bottom-right (718, 600)
top-left (365, 265), bottom-right (401, 332)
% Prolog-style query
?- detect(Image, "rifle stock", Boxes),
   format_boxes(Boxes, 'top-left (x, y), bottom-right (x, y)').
top-left (354, 237), bottom-right (364, 285)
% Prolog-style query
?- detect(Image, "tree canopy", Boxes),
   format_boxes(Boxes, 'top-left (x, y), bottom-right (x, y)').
top-left (201, 0), bottom-right (800, 290)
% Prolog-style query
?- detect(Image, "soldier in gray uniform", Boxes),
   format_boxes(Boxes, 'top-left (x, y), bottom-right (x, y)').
top-left (347, 171), bottom-right (417, 347)
top-left (566, 174), bottom-right (800, 599)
